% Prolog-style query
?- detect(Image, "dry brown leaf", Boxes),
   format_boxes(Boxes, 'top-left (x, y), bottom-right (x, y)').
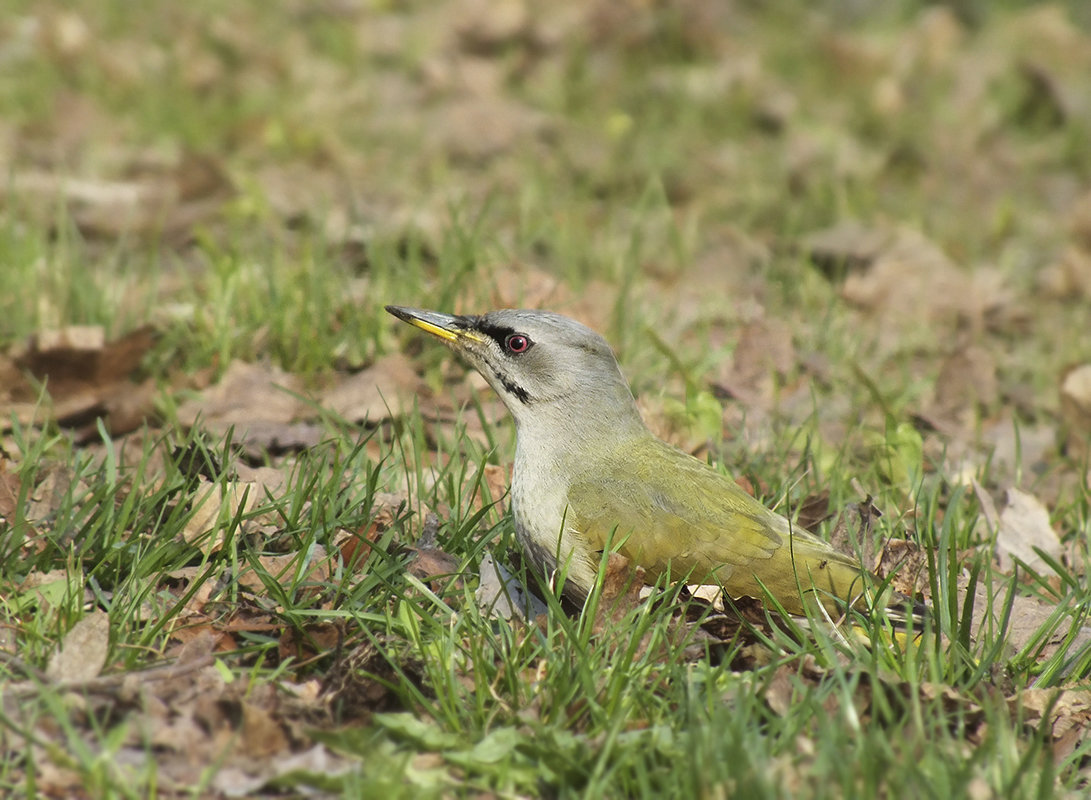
top-left (2, 325), bottom-right (157, 433)
top-left (918, 345), bottom-right (999, 436)
top-left (981, 487), bottom-right (1063, 576)
top-left (714, 316), bottom-right (795, 413)
top-left (964, 573), bottom-right (1091, 667)
top-left (4, 152), bottom-right (232, 240)
top-left (162, 566), bottom-right (219, 619)
top-left (45, 609), bottom-right (110, 684)
top-left (278, 621), bottom-right (342, 665)
top-left (979, 417), bottom-right (1056, 487)
top-left (321, 353), bottom-right (424, 424)
top-left (252, 163), bottom-right (360, 235)
top-left (237, 548), bottom-right (332, 594)
top-left (216, 746), bottom-right (353, 795)
top-left (801, 220), bottom-right (897, 277)
top-left (828, 498), bottom-right (882, 570)
top-left (0, 461), bottom-right (22, 526)
top-left (1017, 687), bottom-right (1091, 731)
top-left (25, 750), bottom-right (84, 798)
top-left (177, 360), bottom-right (309, 437)
top-left (875, 538), bottom-right (931, 601)
top-left (6, 172), bottom-right (171, 234)
top-left (1014, 688), bottom-right (1091, 763)
top-left (426, 95), bottom-right (548, 162)
top-left (182, 477), bottom-right (265, 552)
top-left (406, 546), bottom-right (462, 586)
top-left (24, 465), bottom-right (89, 528)
top-left (335, 491), bottom-right (408, 569)
top-left (594, 552), bottom-right (646, 632)
top-left (1038, 246), bottom-right (1091, 301)
top-left (454, 0), bottom-right (532, 54)
top-left (1059, 363), bottom-right (1091, 461)
top-left (794, 491), bottom-right (832, 533)
top-left (764, 665), bottom-right (797, 717)
top-left (239, 701), bottom-right (291, 758)
top-left (803, 223), bottom-right (1019, 336)
top-left (842, 235), bottom-right (997, 327)
top-left (466, 462), bottom-right (509, 514)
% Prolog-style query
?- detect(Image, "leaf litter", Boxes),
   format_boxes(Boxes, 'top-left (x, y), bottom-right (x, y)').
top-left (3, 0), bottom-right (1091, 794)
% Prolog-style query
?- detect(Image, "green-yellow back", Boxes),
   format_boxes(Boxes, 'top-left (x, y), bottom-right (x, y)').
top-left (564, 436), bottom-right (870, 616)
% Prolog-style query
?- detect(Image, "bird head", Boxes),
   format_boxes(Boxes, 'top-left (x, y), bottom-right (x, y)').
top-left (386, 306), bottom-right (644, 436)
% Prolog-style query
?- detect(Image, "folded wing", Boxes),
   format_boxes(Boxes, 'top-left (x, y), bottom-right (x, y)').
top-left (565, 438), bottom-right (870, 615)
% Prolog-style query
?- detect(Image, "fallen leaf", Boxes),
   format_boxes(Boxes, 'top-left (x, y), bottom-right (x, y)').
top-left (426, 95), bottom-right (548, 163)
top-left (239, 701), bottom-right (291, 758)
top-left (182, 477), bottom-right (265, 552)
top-left (800, 220), bottom-right (897, 279)
top-left (985, 487), bottom-right (1063, 576)
top-left (476, 551), bottom-right (548, 620)
top-left (454, 0), bottom-right (532, 54)
top-left (803, 222), bottom-right (1019, 337)
top-left (764, 665), bottom-right (797, 717)
top-left (828, 498), bottom-right (882, 568)
top-left (794, 491), bottom-right (832, 533)
top-left (594, 552), bottom-right (646, 632)
top-left (321, 353), bottom-right (424, 424)
top-left (918, 344), bottom-right (998, 436)
top-left (1015, 688), bottom-right (1091, 744)
top-left (406, 545), bottom-right (460, 582)
top-left (211, 744), bottom-right (354, 796)
top-left (46, 609), bottom-right (110, 684)
top-left (963, 572), bottom-right (1091, 669)
top-left (4, 152), bottom-right (232, 240)
top-left (177, 360), bottom-right (309, 439)
top-left (714, 315), bottom-right (795, 412)
top-left (278, 621), bottom-right (342, 665)
top-left (335, 491), bottom-right (408, 568)
top-left (2, 325), bottom-right (157, 434)
top-left (467, 462), bottom-right (509, 513)
top-left (875, 538), bottom-right (930, 601)
top-left (1038, 246), bottom-right (1091, 301)
top-left (24, 466), bottom-right (88, 529)
top-left (1059, 363), bottom-right (1091, 461)
top-left (237, 547), bottom-right (332, 594)
top-left (0, 461), bottom-right (22, 525)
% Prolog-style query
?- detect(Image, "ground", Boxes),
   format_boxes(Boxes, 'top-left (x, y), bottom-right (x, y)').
top-left (1, 1), bottom-right (1091, 797)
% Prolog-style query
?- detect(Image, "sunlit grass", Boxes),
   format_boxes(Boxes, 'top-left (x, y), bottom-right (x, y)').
top-left (2, 0), bottom-right (1091, 796)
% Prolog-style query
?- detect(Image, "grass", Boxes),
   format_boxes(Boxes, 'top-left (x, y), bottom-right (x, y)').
top-left (3, 0), bottom-right (1091, 796)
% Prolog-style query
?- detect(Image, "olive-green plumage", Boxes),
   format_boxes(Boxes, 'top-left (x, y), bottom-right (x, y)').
top-left (564, 436), bottom-right (868, 615)
top-left (386, 305), bottom-right (891, 618)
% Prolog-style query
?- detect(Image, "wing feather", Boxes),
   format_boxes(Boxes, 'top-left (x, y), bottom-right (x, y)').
top-left (565, 438), bottom-right (869, 614)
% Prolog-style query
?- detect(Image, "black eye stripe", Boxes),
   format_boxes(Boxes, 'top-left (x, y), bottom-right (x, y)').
top-left (472, 322), bottom-right (536, 355)
top-left (475, 322), bottom-right (516, 345)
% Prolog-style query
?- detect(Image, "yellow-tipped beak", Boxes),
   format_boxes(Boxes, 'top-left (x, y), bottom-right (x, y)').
top-left (385, 305), bottom-right (483, 344)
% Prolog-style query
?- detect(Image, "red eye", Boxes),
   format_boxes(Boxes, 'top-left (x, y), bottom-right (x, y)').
top-left (504, 333), bottom-right (531, 354)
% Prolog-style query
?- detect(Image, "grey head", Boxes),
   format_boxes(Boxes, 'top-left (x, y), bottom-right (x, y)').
top-left (385, 306), bottom-right (645, 436)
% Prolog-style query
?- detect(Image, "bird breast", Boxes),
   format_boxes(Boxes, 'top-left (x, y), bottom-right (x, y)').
top-left (509, 445), bottom-right (600, 595)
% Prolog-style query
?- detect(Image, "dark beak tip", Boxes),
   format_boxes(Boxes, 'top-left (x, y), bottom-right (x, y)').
top-left (385, 305), bottom-right (415, 322)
